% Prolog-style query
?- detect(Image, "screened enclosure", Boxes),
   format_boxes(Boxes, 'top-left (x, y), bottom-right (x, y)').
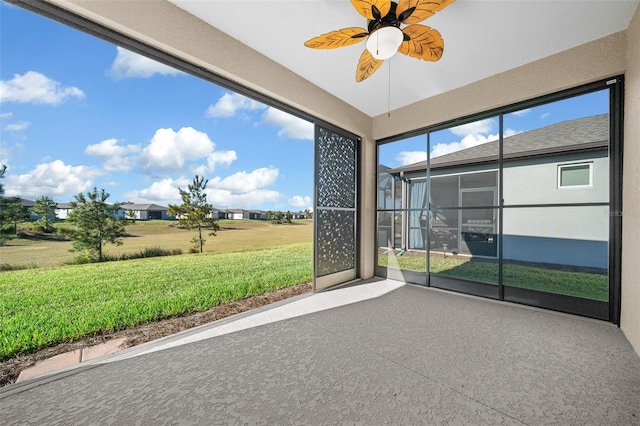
top-left (376, 80), bottom-right (622, 321)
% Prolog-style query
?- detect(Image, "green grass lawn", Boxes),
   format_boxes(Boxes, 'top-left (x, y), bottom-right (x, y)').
top-left (0, 242), bottom-right (312, 360)
top-left (379, 251), bottom-right (608, 301)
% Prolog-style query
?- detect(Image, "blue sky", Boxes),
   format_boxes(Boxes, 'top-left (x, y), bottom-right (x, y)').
top-left (0, 2), bottom-right (314, 211)
top-left (1, 2), bottom-right (609, 210)
top-left (380, 90), bottom-right (609, 169)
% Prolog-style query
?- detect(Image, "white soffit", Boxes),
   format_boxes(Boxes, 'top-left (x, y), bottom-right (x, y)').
top-left (170, 0), bottom-right (639, 117)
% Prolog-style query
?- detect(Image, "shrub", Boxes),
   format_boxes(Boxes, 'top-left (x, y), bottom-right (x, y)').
top-left (0, 263), bottom-right (38, 272)
top-left (66, 247), bottom-right (183, 264)
top-left (126, 247), bottom-right (183, 259)
top-left (32, 224), bottom-right (56, 234)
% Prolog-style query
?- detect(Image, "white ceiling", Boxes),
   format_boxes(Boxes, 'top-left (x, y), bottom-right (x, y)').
top-left (170, 0), bottom-right (639, 117)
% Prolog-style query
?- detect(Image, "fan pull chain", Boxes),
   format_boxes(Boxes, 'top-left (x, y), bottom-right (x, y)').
top-left (388, 60), bottom-right (392, 117)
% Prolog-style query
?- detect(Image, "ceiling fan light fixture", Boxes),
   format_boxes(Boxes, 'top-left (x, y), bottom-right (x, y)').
top-left (366, 26), bottom-right (403, 60)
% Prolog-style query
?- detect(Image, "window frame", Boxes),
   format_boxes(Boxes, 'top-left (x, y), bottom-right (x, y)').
top-left (558, 162), bottom-right (593, 189)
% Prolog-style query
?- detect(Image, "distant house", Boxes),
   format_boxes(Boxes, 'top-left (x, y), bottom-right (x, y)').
top-left (249, 210), bottom-right (267, 220)
top-left (227, 209), bottom-right (250, 220)
top-left (120, 203), bottom-right (172, 220)
top-left (19, 198), bottom-right (35, 210)
top-left (55, 202), bottom-right (74, 220)
top-left (210, 208), bottom-right (227, 220)
top-left (17, 199), bottom-right (38, 220)
top-left (0, 198), bottom-right (37, 220)
top-left (383, 114), bottom-right (609, 269)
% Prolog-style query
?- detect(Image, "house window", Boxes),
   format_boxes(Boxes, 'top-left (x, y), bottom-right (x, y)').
top-left (558, 163), bottom-right (592, 188)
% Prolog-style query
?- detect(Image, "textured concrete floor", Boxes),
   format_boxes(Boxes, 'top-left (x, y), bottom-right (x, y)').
top-left (2, 281), bottom-right (639, 425)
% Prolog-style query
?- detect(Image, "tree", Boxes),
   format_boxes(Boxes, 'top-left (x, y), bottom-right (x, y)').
top-left (3, 199), bottom-right (28, 235)
top-left (285, 211), bottom-right (293, 223)
top-left (67, 187), bottom-right (126, 262)
top-left (304, 208), bottom-right (313, 220)
top-left (168, 175), bottom-right (219, 253)
top-left (0, 164), bottom-right (19, 244)
top-left (32, 196), bottom-right (58, 232)
top-left (274, 211), bottom-right (284, 224)
top-left (125, 209), bottom-right (137, 225)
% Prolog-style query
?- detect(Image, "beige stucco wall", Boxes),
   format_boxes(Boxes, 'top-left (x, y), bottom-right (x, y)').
top-left (372, 31), bottom-right (627, 139)
top-left (622, 5), bottom-right (640, 356)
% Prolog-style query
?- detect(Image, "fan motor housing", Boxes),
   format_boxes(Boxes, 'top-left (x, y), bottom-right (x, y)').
top-left (367, 1), bottom-right (401, 34)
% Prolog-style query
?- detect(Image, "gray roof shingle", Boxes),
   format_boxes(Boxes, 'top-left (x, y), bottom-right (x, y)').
top-left (120, 203), bottom-right (168, 211)
top-left (388, 114), bottom-right (608, 173)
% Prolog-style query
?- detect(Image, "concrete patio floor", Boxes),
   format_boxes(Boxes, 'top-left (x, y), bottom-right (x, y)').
top-left (1, 279), bottom-right (639, 425)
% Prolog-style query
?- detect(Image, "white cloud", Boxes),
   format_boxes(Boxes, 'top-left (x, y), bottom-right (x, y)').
top-left (209, 167), bottom-right (279, 194)
top-left (141, 127), bottom-right (216, 172)
top-left (104, 157), bottom-right (138, 173)
top-left (540, 112), bottom-right (551, 120)
top-left (449, 118), bottom-right (495, 137)
top-left (205, 93), bottom-right (312, 141)
top-left (85, 131), bottom-right (235, 175)
top-left (428, 118), bottom-right (521, 158)
top-left (206, 188), bottom-right (281, 210)
top-left (261, 108), bottom-right (313, 140)
top-left (4, 160), bottom-right (101, 198)
top-left (3, 121), bottom-right (31, 132)
top-left (0, 112), bottom-right (13, 119)
top-left (124, 173), bottom-right (283, 209)
top-left (509, 108), bottom-right (531, 117)
top-left (85, 138), bottom-right (141, 172)
top-left (288, 195), bottom-right (311, 208)
top-left (192, 149), bottom-right (237, 176)
top-left (431, 133), bottom-right (499, 158)
top-left (206, 150), bottom-right (237, 171)
top-left (504, 128), bottom-right (520, 138)
top-left (122, 177), bottom-right (188, 205)
top-left (396, 151), bottom-right (427, 166)
top-left (0, 71), bottom-right (85, 105)
top-left (109, 47), bottom-right (182, 79)
top-left (85, 138), bottom-right (139, 158)
top-left (206, 92), bottom-right (266, 118)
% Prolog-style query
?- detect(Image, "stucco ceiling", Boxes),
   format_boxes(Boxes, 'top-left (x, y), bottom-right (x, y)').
top-left (170, 0), bottom-right (639, 117)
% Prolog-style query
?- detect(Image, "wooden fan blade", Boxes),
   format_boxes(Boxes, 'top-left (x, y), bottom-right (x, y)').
top-left (398, 25), bottom-right (444, 61)
top-left (396, 0), bottom-right (455, 25)
top-left (304, 28), bottom-right (369, 49)
top-left (356, 49), bottom-right (384, 82)
top-left (350, 0), bottom-right (391, 21)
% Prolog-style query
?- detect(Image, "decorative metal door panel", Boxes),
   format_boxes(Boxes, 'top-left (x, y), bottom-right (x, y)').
top-left (314, 125), bottom-right (358, 291)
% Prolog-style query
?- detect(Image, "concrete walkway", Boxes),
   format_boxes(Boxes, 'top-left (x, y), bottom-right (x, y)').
top-left (16, 339), bottom-right (127, 383)
top-left (2, 280), bottom-right (639, 425)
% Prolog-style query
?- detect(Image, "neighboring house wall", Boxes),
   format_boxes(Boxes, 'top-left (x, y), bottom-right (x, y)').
top-left (503, 151), bottom-right (609, 205)
top-left (228, 210), bottom-right (249, 220)
top-left (55, 204), bottom-right (73, 220)
top-left (502, 205), bottom-right (608, 269)
top-left (502, 150), bottom-right (609, 269)
top-left (210, 209), bottom-right (226, 219)
top-left (120, 204), bottom-right (171, 220)
top-left (249, 211), bottom-right (267, 220)
top-left (398, 146), bottom-right (609, 269)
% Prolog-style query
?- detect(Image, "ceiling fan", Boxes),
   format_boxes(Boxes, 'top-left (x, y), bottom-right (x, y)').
top-left (305, 0), bottom-right (455, 82)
